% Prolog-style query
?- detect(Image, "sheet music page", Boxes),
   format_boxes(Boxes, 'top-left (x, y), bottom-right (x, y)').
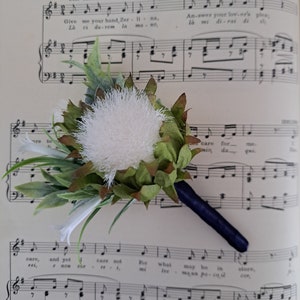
top-left (0, 1), bottom-right (299, 299)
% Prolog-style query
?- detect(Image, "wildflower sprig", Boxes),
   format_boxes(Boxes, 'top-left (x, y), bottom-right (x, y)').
top-left (4, 39), bottom-right (201, 243)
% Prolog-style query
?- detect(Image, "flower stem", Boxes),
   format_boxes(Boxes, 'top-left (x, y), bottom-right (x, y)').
top-left (174, 181), bottom-right (249, 252)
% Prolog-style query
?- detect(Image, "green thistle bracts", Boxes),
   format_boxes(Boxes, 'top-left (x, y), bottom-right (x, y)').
top-left (52, 76), bottom-right (201, 208)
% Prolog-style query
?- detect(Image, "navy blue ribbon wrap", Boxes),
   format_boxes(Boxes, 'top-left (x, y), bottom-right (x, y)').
top-left (174, 181), bottom-right (249, 253)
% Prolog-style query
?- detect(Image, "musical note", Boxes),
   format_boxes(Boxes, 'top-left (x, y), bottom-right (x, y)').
top-left (79, 242), bottom-right (86, 253)
top-left (187, 67), bottom-right (234, 81)
top-left (60, 4), bottom-right (65, 15)
top-left (101, 245), bottom-right (108, 255)
top-left (116, 284), bottom-right (121, 300)
top-left (63, 245), bottom-right (69, 255)
top-left (141, 245), bottom-right (148, 256)
top-left (31, 123), bottom-right (38, 133)
top-left (105, 39), bottom-right (127, 63)
top-left (150, 0), bottom-right (156, 9)
top-left (136, 3), bottom-right (143, 14)
top-left (64, 278), bottom-right (84, 298)
top-left (30, 242), bottom-right (38, 252)
top-left (205, 127), bottom-right (213, 139)
top-left (188, 249), bottom-right (196, 260)
top-left (52, 241), bottom-right (59, 251)
top-left (135, 70), bottom-right (166, 82)
top-left (245, 192), bottom-right (253, 210)
top-left (107, 6), bottom-right (112, 16)
top-left (31, 278), bottom-right (57, 291)
top-left (221, 124), bottom-right (237, 137)
top-left (201, 249), bottom-right (208, 260)
top-left (140, 286), bottom-right (146, 300)
top-left (70, 4), bottom-right (76, 14)
top-left (84, 4), bottom-right (90, 14)
top-left (122, 2), bottom-right (128, 12)
top-left (95, 3), bottom-right (102, 12)
top-left (203, 0), bottom-right (211, 8)
top-left (236, 252), bottom-right (248, 265)
top-left (163, 248), bottom-right (171, 258)
top-left (188, 0), bottom-right (196, 9)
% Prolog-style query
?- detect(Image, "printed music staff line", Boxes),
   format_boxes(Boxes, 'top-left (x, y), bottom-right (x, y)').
top-left (43, 0), bottom-right (299, 19)
top-left (8, 277), bottom-right (298, 300)
top-left (9, 239), bottom-right (298, 264)
top-left (10, 121), bottom-right (299, 139)
top-left (39, 34), bottom-right (298, 85)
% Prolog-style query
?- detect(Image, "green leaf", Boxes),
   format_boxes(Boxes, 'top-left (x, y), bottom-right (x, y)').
top-left (34, 190), bottom-right (68, 214)
top-left (43, 128), bottom-right (70, 154)
top-left (154, 141), bottom-right (177, 163)
top-left (15, 181), bottom-right (57, 198)
top-left (124, 74), bottom-right (134, 89)
top-left (58, 189), bottom-right (98, 201)
top-left (154, 169), bottom-right (177, 187)
top-left (62, 100), bottom-right (84, 132)
top-left (191, 147), bottom-right (202, 158)
top-left (109, 198), bottom-right (135, 233)
top-left (159, 120), bottom-right (184, 150)
top-left (112, 184), bottom-right (136, 199)
top-left (133, 184), bottom-right (160, 202)
top-left (69, 173), bottom-right (103, 192)
top-left (144, 77), bottom-right (157, 95)
top-left (3, 156), bottom-right (79, 179)
top-left (40, 169), bottom-right (62, 186)
top-left (171, 93), bottom-right (186, 126)
top-left (135, 162), bottom-right (152, 186)
top-left (115, 167), bottom-right (137, 188)
top-left (62, 60), bottom-right (85, 71)
top-left (52, 170), bottom-right (75, 187)
top-left (87, 39), bottom-right (101, 70)
top-left (99, 194), bottom-right (114, 207)
top-left (114, 73), bottom-right (125, 88)
top-left (83, 65), bottom-right (102, 91)
top-left (176, 170), bottom-right (192, 180)
top-left (177, 144), bottom-right (192, 169)
top-left (163, 184), bottom-right (179, 203)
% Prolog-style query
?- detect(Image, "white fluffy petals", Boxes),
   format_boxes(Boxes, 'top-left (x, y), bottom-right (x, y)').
top-left (76, 88), bottom-right (166, 184)
top-left (19, 134), bottom-right (66, 158)
top-left (57, 197), bottom-right (101, 244)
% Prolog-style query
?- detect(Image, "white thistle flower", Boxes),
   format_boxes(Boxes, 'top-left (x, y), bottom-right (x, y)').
top-left (19, 133), bottom-right (66, 158)
top-left (57, 197), bottom-right (101, 244)
top-left (76, 88), bottom-right (166, 185)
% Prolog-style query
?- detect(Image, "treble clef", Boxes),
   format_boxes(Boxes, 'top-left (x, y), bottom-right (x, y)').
top-left (12, 238), bottom-right (23, 256)
top-left (12, 119), bottom-right (21, 138)
top-left (12, 277), bottom-right (20, 294)
top-left (45, 39), bottom-right (52, 58)
top-left (44, 1), bottom-right (53, 19)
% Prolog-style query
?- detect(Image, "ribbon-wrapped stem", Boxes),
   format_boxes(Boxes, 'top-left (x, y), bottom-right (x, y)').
top-left (174, 181), bottom-right (249, 253)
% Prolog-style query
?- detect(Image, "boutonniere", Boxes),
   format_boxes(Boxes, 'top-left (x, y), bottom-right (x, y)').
top-left (4, 39), bottom-right (248, 252)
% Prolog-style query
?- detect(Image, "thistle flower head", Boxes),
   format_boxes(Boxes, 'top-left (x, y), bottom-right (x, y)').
top-left (76, 88), bottom-right (166, 184)
top-left (4, 40), bottom-right (201, 247)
